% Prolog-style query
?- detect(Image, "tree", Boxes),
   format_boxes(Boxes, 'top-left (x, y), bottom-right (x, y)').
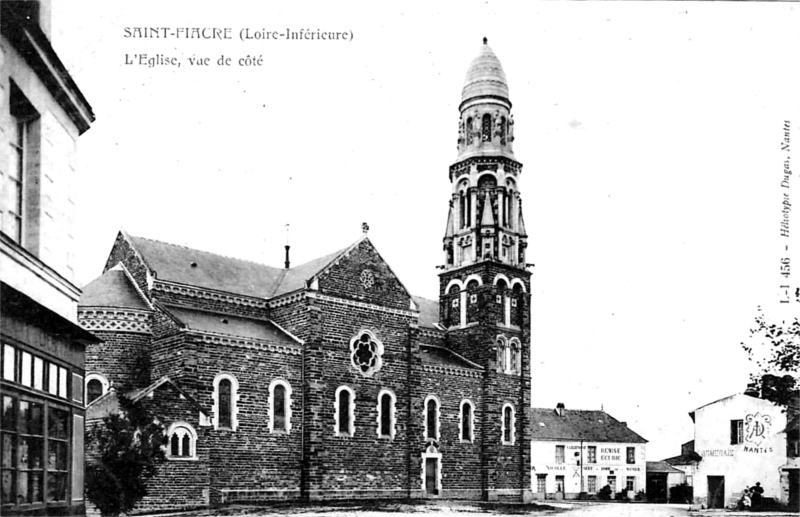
top-left (741, 310), bottom-right (799, 408)
top-left (85, 395), bottom-right (166, 516)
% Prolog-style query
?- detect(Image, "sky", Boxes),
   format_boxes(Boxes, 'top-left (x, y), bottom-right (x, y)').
top-left (50, 1), bottom-right (800, 461)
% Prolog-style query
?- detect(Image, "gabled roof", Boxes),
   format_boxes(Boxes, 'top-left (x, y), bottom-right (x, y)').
top-left (412, 295), bottom-right (440, 329)
top-left (162, 304), bottom-right (301, 345)
top-left (128, 235), bottom-right (284, 298)
top-left (80, 268), bottom-right (150, 309)
top-left (123, 233), bottom-right (363, 300)
top-left (530, 408), bottom-right (647, 443)
top-left (86, 377), bottom-right (209, 420)
top-left (646, 461), bottom-right (686, 474)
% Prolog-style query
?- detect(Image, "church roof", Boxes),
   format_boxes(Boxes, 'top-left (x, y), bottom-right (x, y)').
top-left (420, 344), bottom-right (482, 371)
top-left (461, 39), bottom-right (509, 106)
top-left (530, 407), bottom-right (648, 443)
top-left (80, 268), bottom-right (150, 309)
top-left (162, 304), bottom-right (301, 345)
top-left (125, 234), bottom-right (349, 299)
top-left (412, 296), bottom-right (440, 329)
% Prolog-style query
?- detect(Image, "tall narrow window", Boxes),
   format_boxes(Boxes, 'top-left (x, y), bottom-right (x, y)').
top-left (377, 389), bottom-right (395, 439)
top-left (3, 83), bottom-right (38, 245)
top-left (87, 380), bottom-right (103, 404)
top-left (730, 419), bottom-right (744, 445)
top-left (481, 113), bottom-right (492, 142)
top-left (587, 445), bottom-right (597, 464)
top-left (274, 384), bottom-right (286, 430)
top-left (424, 396), bottom-right (439, 441)
top-left (213, 374), bottom-right (238, 431)
top-left (502, 404), bottom-right (515, 444)
top-left (460, 400), bottom-right (474, 442)
top-left (334, 386), bottom-right (355, 437)
top-left (466, 117), bottom-right (473, 144)
top-left (626, 446), bottom-right (635, 464)
top-left (459, 192), bottom-right (466, 228)
top-left (218, 380), bottom-right (231, 429)
top-left (555, 444), bottom-right (565, 463)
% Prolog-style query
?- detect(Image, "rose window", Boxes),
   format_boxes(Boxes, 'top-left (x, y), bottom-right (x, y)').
top-left (360, 269), bottom-right (375, 290)
top-left (350, 330), bottom-right (384, 377)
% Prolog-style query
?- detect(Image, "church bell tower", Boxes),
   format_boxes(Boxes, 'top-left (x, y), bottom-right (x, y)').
top-left (439, 38), bottom-right (532, 502)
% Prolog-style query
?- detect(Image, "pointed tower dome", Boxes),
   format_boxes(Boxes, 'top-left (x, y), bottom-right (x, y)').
top-left (461, 37), bottom-right (510, 109)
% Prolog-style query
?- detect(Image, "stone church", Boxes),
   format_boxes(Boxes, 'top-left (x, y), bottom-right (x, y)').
top-left (79, 39), bottom-right (533, 511)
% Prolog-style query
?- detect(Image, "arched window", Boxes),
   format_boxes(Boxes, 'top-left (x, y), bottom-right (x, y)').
top-left (85, 373), bottom-right (109, 405)
top-left (501, 404), bottom-right (515, 445)
top-left (447, 284), bottom-right (460, 328)
top-left (466, 117), bottom-right (473, 144)
top-left (334, 386), bottom-right (355, 437)
top-left (213, 374), bottom-right (239, 431)
top-left (466, 279), bottom-right (480, 323)
top-left (511, 283), bottom-right (524, 327)
top-left (460, 400), bottom-right (475, 443)
top-left (424, 396), bottom-right (440, 441)
top-left (166, 422), bottom-right (197, 459)
top-left (496, 335), bottom-right (508, 372)
top-left (481, 113), bottom-right (492, 142)
top-left (377, 389), bottom-right (396, 439)
top-left (269, 379), bottom-right (292, 433)
top-left (510, 339), bottom-right (521, 375)
top-left (459, 191), bottom-right (466, 228)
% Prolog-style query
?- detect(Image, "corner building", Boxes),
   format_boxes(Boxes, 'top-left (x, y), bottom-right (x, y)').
top-left (79, 40), bottom-right (532, 512)
top-left (0, 1), bottom-right (97, 515)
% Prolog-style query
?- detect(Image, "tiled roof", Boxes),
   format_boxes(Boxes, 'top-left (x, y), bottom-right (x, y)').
top-left (530, 408), bottom-right (647, 443)
top-left (127, 235), bottom-right (348, 299)
top-left (163, 305), bottom-right (300, 345)
top-left (646, 461), bottom-right (685, 474)
top-left (413, 295), bottom-right (440, 329)
top-left (420, 344), bottom-right (482, 371)
top-left (80, 269), bottom-right (149, 309)
top-left (662, 452), bottom-right (702, 465)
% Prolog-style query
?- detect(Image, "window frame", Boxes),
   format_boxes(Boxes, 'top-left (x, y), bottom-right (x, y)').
top-left (555, 444), bottom-right (565, 464)
top-left (423, 395), bottom-right (440, 441)
top-left (730, 419), bottom-right (744, 445)
top-left (334, 386), bottom-right (356, 437)
top-left (626, 446), bottom-right (635, 464)
top-left (376, 389), bottom-right (396, 439)
top-left (84, 373), bottom-right (109, 405)
top-left (165, 422), bottom-right (198, 460)
top-left (587, 445), bottom-right (597, 464)
top-left (212, 374), bottom-right (239, 431)
top-left (501, 403), bottom-right (515, 445)
top-left (459, 399), bottom-right (475, 443)
top-left (268, 379), bottom-right (292, 434)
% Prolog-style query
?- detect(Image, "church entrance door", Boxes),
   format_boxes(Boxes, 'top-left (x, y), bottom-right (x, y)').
top-left (425, 458), bottom-right (438, 495)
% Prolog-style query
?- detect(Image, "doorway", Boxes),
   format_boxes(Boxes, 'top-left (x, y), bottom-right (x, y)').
top-left (707, 476), bottom-right (725, 509)
top-left (425, 458), bottom-right (439, 495)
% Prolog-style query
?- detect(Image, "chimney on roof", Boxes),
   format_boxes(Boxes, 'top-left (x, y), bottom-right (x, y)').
top-left (284, 223), bottom-right (291, 269)
top-left (556, 402), bottom-right (565, 417)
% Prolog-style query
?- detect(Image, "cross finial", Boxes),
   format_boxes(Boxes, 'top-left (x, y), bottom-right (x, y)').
top-left (361, 222), bottom-right (369, 234)
top-left (483, 37), bottom-right (488, 45)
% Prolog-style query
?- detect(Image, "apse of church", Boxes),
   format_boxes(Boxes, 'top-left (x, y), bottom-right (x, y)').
top-left (78, 39), bottom-right (533, 510)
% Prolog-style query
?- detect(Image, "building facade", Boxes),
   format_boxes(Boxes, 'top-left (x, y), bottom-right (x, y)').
top-left (689, 393), bottom-right (798, 509)
top-left (0, 1), bottom-right (96, 515)
top-left (79, 39), bottom-right (533, 512)
top-left (530, 404), bottom-right (647, 500)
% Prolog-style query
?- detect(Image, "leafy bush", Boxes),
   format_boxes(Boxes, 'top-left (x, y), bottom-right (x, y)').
top-left (85, 395), bottom-right (166, 516)
top-left (669, 482), bottom-right (693, 504)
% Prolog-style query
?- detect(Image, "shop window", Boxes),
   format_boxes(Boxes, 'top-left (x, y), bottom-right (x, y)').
top-left (376, 389), bottom-right (396, 439)
top-left (47, 408), bottom-right (68, 501)
top-left (213, 374), bottom-right (239, 431)
top-left (536, 474), bottom-right (546, 493)
top-left (730, 419), bottom-right (744, 445)
top-left (626, 476), bottom-right (635, 491)
top-left (424, 396), bottom-right (440, 441)
top-left (587, 445), bottom-right (597, 463)
top-left (334, 386), bottom-right (355, 437)
top-left (1, 398), bottom-right (49, 506)
top-left (626, 446), bottom-right (635, 464)
top-left (269, 380), bottom-right (292, 434)
top-left (460, 399), bottom-right (474, 442)
top-left (501, 403), bottom-right (515, 445)
top-left (555, 444), bottom-right (565, 464)
top-left (166, 423), bottom-right (197, 459)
